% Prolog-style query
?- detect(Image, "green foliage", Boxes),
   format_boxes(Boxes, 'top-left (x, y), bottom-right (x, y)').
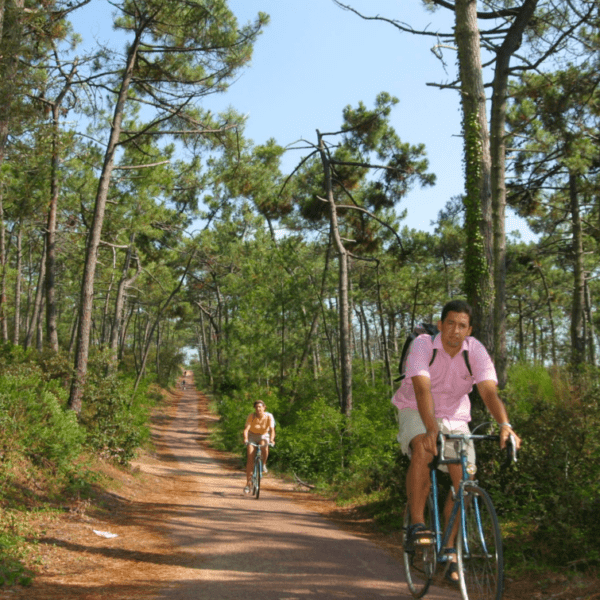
top-left (0, 373), bottom-right (85, 478)
top-left (276, 396), bottom-right (346, 480)
top-left (0, 367), bottom-right (87, 589)
top-left (0, 510), bottom-right (33, 587)
top-left (81, 370), bottom-right (154, 465)
top-left (478, 365), bottom-right (600, 570)
top-left (502, 362), bottom-right (558, 411)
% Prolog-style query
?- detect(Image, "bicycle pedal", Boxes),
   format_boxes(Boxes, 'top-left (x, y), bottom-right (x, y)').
top-left (414, 537), bottom-right (435, 546)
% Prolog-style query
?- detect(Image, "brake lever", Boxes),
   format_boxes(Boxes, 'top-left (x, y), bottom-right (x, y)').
top-left (501, 434), bottom-right (518, 469)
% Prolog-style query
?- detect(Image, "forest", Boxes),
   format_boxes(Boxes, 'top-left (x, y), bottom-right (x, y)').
top-left (0, 0), bottom-right (599, 589)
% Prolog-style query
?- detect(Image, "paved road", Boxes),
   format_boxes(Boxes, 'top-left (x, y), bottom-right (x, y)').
top-left (153, 387), bottom-right (461, 600)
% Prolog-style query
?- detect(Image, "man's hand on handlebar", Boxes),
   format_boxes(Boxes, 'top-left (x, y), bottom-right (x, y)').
top-left (423, 426), bottom-right (440, 456)
top-left (499, 425), bottom-right (521, 452)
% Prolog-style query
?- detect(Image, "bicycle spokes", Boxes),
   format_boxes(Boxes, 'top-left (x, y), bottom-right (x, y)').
top-left (458, 486), bottom-right (503, 600)
top-left (403, 502), bottom-right (436, 598)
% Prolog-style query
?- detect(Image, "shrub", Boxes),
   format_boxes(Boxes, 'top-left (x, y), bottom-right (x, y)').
top-left (276, 396), bottom-right (345, 481)
top-left (0, 373), bottom-right (85, 479)
top-left (479, 365), bottom-right (600, 569)
top-left (81, 372), bottom-right (153, 464)
top-left (0, 513), bottom-right (33, 587)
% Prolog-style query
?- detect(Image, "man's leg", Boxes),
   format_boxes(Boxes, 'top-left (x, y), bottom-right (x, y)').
top-left (407, 434), bottom-right (433, 526)
top-left (443, 463), bottom-right (465, 581)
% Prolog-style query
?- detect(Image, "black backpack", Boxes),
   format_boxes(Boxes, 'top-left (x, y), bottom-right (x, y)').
top-left (394, 323), bottom-right (472, 383)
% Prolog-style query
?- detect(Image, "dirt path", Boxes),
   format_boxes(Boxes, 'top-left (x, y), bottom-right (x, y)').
top-left (0, 381), bottom-right (461, 599)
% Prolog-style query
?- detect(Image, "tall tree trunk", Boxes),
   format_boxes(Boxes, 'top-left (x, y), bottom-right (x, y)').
top-left (197, 312), bottom-right (213, 387)
top-left (569, 173), bottom-right (585, 365)
top-left (537, 264), bottom-right (557, 365)
top-left (375, 264), bottom-right (392, 389)
top-left (155, 322), bottom-right (161, 380)
top-left (517, 298), bottom-right (524, 359)
top-left (69, 34), bottom-right (142, 413)
top-left (119, 302), bottom-right (135, 361)
top-left (109, 237), bottom-right (140, 365)
top-left (359, 304), bottom-right (374, 383)
top-left (584, 276), bottom-right (595, 366)
top-left (36, 294), bottom-right (44, 351)
top-left (356, 306), bottom-right (366, 369)
top-left (279, 282), bottom-right (286, 389)
top-left (45, 125), bottom-right (61, 352)
top-left (45, 63), bottom-right (78, 353)
top-left (68, 312), bottom-right (78, 355)
top-left (317, 130), bottom-right (352, 416)
top-left (24, 238), bottom-right (34, 335)
top-left (455, 0), bottom-right (494, 350)
top-left (101, 250), bottom-right (116, 347)
top-left (12, 220), bottom-right (21, 345)
top-left (490, 0), bottom-right (539, 386)
top-left (25, 240), bottom-right (46, 349)
top-left (0, 192), bottom-right (8, 341)
top-left (532, 316), bottom-right (537, 364)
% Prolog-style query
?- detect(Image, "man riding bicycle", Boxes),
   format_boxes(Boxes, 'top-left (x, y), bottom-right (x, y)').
top-left (392, 300), bottom-right (522, 582)
top-left (243, 400), bottom-right (275, 494)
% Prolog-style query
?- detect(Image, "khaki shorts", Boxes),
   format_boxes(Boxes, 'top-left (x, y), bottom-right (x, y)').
top-left (248, 432), bottom-right (270, 445)
top-left (397, 409), bottom-right (476, 473)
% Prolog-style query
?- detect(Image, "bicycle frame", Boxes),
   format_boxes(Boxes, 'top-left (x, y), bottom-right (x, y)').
top-left (428, 434), bottom-right (496, 562)
top-left (248, 442), bottom-right (263, 465)
top-left (247, 441), bottom-right (273, 499)
top-left (403, 428), bottom-right (515, 600)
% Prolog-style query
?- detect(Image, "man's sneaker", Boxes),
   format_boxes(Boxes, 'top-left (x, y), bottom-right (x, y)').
top-left (244, 485), bottom-right (250, 494)
top-left (262, 466), bottom-right (268, 474)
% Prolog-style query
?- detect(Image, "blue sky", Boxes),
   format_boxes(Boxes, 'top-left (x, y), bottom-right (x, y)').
top-left (71, 0), bottom-right (535, 240)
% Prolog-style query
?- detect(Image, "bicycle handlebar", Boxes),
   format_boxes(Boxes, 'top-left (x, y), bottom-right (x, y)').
top-left (429, 431), bottom-right (517, 471)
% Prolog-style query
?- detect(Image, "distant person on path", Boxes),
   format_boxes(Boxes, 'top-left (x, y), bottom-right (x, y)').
top-left (392, 299), bottom-right (521, 582)
top-left (243, 401), bottom-right (275, 494)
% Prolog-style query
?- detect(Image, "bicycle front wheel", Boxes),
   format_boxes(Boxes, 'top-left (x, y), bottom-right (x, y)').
top-left (253, 458), bottom-right (262, 499)
top-left (402, 499), bottom-right (436, 598)
top-left (457, 484), bottom-right (503, 600)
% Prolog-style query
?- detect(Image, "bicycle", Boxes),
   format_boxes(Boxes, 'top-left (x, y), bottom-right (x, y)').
top-left (246, 442), bottom-right (273, 500)
top-left (402, 426), bottom-right (517, 600)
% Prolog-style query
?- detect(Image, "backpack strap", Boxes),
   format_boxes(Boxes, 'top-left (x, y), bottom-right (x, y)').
top-left (428, 349), bottom-right (437, 366)
top-left (428, 339), bottom-right (472, 377)
top-left (396, 332), bottom-right (475, 382)
top-left (463, 350), bottom-right (472, 376)
top-left (428, 334), bottom-right (437, 367)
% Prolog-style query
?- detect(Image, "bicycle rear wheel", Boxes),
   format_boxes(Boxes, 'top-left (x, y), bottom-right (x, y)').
top-left (253, 457), bottom-right (262, 499)
top-left (402, 499), bottom-right (436, 598)
top-left (457, 484), bottom-right (503, 600)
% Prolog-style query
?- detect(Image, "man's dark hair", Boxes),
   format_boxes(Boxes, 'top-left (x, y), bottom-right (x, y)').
top-left (441, 299), bottom-right (473, 326)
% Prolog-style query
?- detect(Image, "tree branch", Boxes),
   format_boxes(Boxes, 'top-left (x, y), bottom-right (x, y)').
top-left (316, 195), bottom-right (404, 252)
